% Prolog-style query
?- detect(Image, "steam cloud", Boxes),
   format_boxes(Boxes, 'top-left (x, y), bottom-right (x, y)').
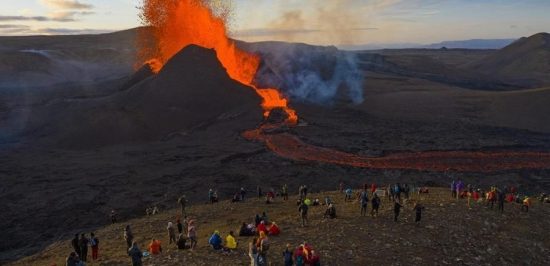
top-left (244, 42), bottom-right (363, 105)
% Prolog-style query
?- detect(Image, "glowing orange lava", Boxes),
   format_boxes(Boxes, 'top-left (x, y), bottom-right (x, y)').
top-left (138, 0), bottom-right (297, 124)
top-left (244, 129), bottom-right (550, 172)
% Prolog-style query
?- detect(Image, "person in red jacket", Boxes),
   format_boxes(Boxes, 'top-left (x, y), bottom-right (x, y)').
top-left (257, 221), bottom-right (267, 235)
top-left (268, 222), bottom-right (280, 236)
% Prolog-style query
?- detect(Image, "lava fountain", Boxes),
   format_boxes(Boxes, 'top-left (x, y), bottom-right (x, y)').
top-left (138, 0), bottom-right (550, 173)
top-left (138, 0), bottom-right (297, 124)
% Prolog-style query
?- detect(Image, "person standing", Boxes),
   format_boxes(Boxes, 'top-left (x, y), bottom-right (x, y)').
top-left (257, 186), bottom-right (263, 199)
top-left (249, 239), bottom-right (259, 266)
top-left (124, 225), bottom-right (134, 249)
top-left (240, 187), bottom-right (247, 201)
top-left (393, 200), bottom-right (403, 222)
top-left (188, 220), bottom-right (197, 250)
top-left (71, 234), bottom-right (81, 259)
top-left (90, 232), bottom-right (99, 261)
top-left (371, 183), bottom-right (377, 197)
top-left (178, 195), bottom-right (187, 217)
top-left (128, 241), bottom-right (143, 266)
top-left (360, 189), bottom-right (369, 216)
top-left (110, 209), bottom-right (117, 224)
top-left (497, 190), bottom-right (506, 213)
top-left (371, 193), bottom-right (381, 217)
top-left (176, 218), bottom-right (183, 234)
top-left (79, 233), bottom-right (89, 262)
top-left (298, 200), bottom-right (309, 227)
top-left (282, 184), bottom-right (289, 201)
top-left (413, 202), bottom-right (425, 223)
top-left (167, 222), bottom-right (177, 244)
top-left (282, 243), bottom-right (293, 266)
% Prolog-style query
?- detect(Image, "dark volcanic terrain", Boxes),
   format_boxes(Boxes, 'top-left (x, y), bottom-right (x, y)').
top-left (1, 29), bottom-right (550, 263)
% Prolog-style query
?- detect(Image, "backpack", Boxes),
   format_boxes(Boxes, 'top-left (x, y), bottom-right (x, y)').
top-left (295, 255), bottom-right (305, 266)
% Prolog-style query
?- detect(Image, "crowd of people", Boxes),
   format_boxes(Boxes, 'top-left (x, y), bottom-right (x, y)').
top-left (61, 181), bottom-right (546, 266)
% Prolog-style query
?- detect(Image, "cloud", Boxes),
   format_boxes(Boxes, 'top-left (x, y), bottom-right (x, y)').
top-left (48, 11), bottom-right (95, 21)
top-left (40, 0), bottom-right (93, 10)
top-left (0, 15), bottom-right (75, 22)
top-left (0, 24), bottom-right (32, 34)
top-left (35, 27), bottom-right (111, 35)
top-left (235, 28), bottom-right (321, 37)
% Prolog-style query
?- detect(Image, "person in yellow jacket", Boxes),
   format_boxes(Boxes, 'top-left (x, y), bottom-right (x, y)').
top-left (225, 231), bottom-right (238, 249)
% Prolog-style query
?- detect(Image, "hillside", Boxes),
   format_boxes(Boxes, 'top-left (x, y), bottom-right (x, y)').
top-left (10, 188), bottom-right (550, 265)
top-left (471, 32), bottom-right (550, 87)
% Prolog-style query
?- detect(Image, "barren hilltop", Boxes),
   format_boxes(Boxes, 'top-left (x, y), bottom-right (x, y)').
top-left (9, 188), bottom-right (550, 265)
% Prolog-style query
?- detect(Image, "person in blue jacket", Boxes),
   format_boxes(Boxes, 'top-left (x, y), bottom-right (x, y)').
top-left (208, 230), bottom-right (223, 250)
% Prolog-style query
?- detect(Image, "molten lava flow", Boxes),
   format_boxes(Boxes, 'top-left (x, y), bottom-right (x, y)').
top-left (243, 130), bottom-right (550, 172)
top-left (138, 0), bottom-right (297, 124)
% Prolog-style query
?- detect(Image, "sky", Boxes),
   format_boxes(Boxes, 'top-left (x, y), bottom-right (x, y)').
top-left (0, 0), bottom-right (549, 45)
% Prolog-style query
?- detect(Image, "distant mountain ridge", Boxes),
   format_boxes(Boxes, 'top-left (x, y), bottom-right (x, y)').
top-left (422, 38), bottom-right (516, 49)
top-left (340, 38), bottom-right (517, 50)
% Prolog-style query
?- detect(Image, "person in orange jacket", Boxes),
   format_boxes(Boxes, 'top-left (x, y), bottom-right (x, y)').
top-left (148, 238), bottom-right (162, 255)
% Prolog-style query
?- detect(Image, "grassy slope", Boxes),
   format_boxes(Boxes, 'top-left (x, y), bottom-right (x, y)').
top-left (10, 188), bottom-right (550, 265)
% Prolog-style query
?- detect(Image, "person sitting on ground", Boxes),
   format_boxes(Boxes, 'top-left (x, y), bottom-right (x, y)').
top-left (128, 242), bottom-right (143, 266)
top-left (312, 198), bottom-right (320, 206)
top-left (209, 230), bottom-right (223, 250)
top-left (66, 252), bottom-right (78, 266)
top-left (419, 187), bottom-right (429, 194)
top-left (324, 203), bottom-right (337, 219)
top-left (148, 238), bottom-right (162, 255)
top-left (257, 220), bottom-right (268, 235)
top-left (176, 233), bottom-right (187, 250)
top-left (309, 250), bottom-right (321, 266)
top-left (268, 222), bottom-right (281, 236)
top-left (225, 231), bottom-right (238, 250)
top-left (345, 188), bottom-right (353, 202)
top-left (239, 222), bottom-right (255, 236)
top-left (266, 190), bottom-right (275, 204)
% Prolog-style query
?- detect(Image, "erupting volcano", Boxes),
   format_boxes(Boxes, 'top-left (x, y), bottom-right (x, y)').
top-left (138, 0), bottom-right (550, 174)
top-left (138, 0), bottom-right (297, 123)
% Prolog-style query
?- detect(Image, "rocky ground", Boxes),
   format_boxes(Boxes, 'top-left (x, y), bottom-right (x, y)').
top-left (9, 188), bottom-right (550, 265)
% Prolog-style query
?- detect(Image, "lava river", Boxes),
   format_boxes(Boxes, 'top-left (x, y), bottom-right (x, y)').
top-left (244, 128), bottom-right (550, 173)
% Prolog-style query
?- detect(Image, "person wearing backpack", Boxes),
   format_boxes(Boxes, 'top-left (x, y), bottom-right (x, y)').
top-left (360, 190), bottom-right (369, 216)
top-left (283, 243), bottom-right (293, 266)
top-left (90, 232), bottom-right (99, 261)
